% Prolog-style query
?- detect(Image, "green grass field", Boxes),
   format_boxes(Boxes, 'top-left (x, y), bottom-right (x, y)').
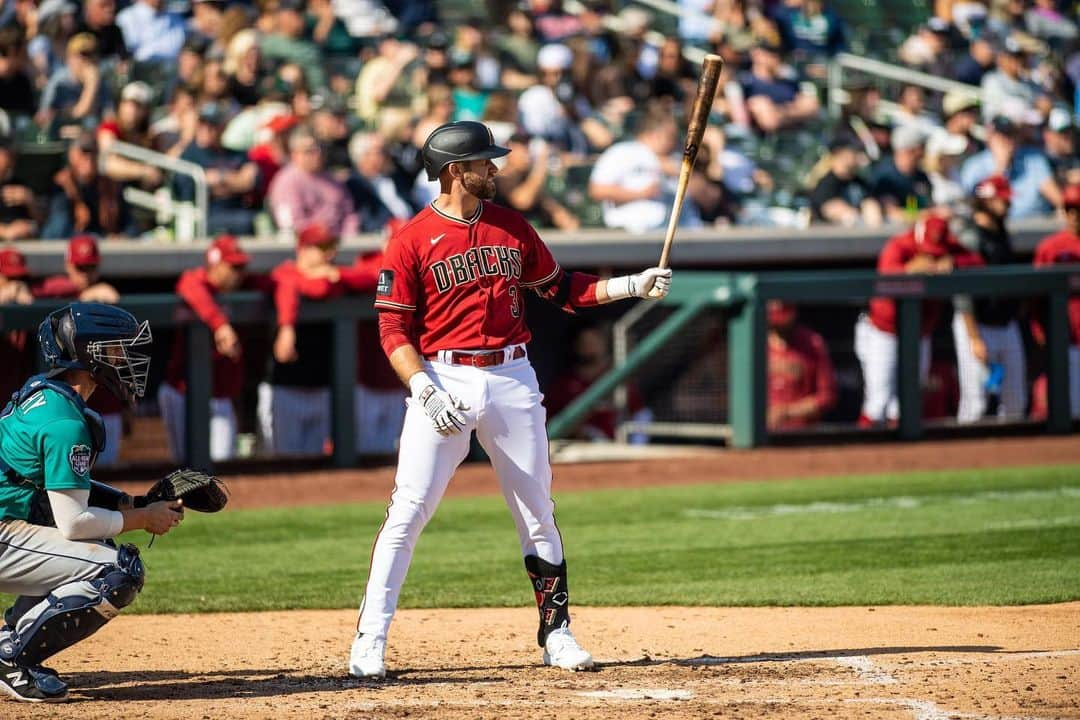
top-left (7, 464), bottom-right (1080, 614)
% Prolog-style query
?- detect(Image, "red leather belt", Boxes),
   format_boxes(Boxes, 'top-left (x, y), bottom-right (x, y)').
top-left (427, 346), bottom-right (526, 368)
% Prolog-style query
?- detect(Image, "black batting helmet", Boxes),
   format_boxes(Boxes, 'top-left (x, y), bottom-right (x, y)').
top-left (421, 121), bottom-right (509, 181)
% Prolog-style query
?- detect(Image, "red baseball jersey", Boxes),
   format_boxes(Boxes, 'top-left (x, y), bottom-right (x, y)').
top-left (868, 229), bottom-right (983, 336)
top-left (1033, 229), bottom-right (1080, 344)
top-left (767, 325), bottom-right (837, 428)
top-left (375, 201), bottom-right (562, 354)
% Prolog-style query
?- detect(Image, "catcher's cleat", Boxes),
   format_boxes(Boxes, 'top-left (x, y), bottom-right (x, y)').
top-left (349, 633), bottom-right (387, 679)
top-left (542, 627), bottom-right (594, 671)
top-left (0, 659), bottom-right (68, 703)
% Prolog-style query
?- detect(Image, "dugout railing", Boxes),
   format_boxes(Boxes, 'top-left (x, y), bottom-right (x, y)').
top-left (2, 294), bottom-right (374, 470)
top-left (546, 266), bottom-right (1080, 447)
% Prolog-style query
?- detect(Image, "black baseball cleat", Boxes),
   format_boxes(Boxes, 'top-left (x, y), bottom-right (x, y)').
top-left (0, 659), bottom-right (69, 703)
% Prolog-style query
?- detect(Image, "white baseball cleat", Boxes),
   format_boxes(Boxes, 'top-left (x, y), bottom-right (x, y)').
top-left (349, 633), bottom-right (387, 679)
top-left (542, 627), bottom-right (594, 671)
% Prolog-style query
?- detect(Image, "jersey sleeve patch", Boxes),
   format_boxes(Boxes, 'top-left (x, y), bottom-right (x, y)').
top-left (376, 269), bottom-right (394, 297)
top-left (68, 444), bottom-right (92, 476)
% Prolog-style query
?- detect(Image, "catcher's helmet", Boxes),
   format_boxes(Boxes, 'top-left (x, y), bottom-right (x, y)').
top-left (38, 303), bottom-right (152, 406)
top-left (421, 121), bottom-right (510, 181)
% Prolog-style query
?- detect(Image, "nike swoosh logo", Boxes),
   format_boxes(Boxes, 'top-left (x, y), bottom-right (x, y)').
top-left (430, 233), bottom-right (446, 245)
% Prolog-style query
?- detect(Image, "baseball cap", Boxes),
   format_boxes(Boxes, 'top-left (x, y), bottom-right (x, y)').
top-left (264, 113), bottom-right (300, 134)
top-left (0, 247), bottom-right (29, 279)
top-left (67, 234), bottom-right (100, 266)
top-left (297, 223), bottom-right (338, 248)
top-left (990, 116), bottom-right (1017, 136)
top-left (206, 234), bottom-right (250, 266)
top-left (942, 91), bottom-right (979, 118)
top-left (914, 215), bottom-right (949, 251)
top-left (974, 174), bottom-right (1013, 202)
top-left (925, 131), bottom-right (968, 158)
top-left (1064, 185), bottom-right (1080, 210)
top-left (891, 124), bottom-right (926, 152)
top-left (121, 81), bottom-right (153, 105)
top-left (1047, 107), bottom-right (1074, 133)
top-left (1000, 36), bottom-right (1025, 56)
top-left (198, 102), bottom-right (227, 126)
top-left (827, 135), bottom-right (860, 153)
top-left (537, 43), bottom-right (573, 72)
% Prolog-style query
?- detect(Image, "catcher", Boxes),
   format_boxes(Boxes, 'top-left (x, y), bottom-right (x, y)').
top-left (0, 303), bottom-right (226, 703)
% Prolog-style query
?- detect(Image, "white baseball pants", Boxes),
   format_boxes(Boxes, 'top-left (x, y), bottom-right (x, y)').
top-left (951, 315), bottom-right (1027, 423)
top-left (854, 314), bottom-right (930, 423)
top-left (257, 383), bottom-right (330, 456)
top-left (358, 351), bottom-right (561, 640)
top-left (157, 382), bottom-right (238, 462)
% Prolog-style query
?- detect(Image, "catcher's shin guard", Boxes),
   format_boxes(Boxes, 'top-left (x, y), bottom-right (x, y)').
top-left (524, 555), bottom-right (571, 647)
top-left (0, 544), bottom-right (145, 666)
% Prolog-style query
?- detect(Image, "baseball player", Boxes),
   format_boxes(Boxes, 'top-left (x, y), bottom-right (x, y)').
top-left (33, 236), bottom-right (126, 466)
top-left (766, 301), bottom-right (837, 430)
top-left (349, 120), bottom-right (672, 678)
top-left (160, 235), bottom-right (271, 462)
top-left (259, 223), bottom-right (379, 456)
top-left (855, 215), bottom-right (982, 426)
top-left (1031, 184), bottom-right (1080, 417)
top-left (951, 175), bottom-right (1026, 422)
top-left (0, 303), bottom-right (183, 703)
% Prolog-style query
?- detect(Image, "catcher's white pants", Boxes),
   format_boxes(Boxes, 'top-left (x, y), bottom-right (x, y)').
top-left (354, 385), bottom-right (406, 455)
top-left (854, 314), bottom-right (930, 423)
top-left (951, 315), bottom-right (1027, 423)
top-left (257, 383), bottom-right (330, 456)
top-left (158, 382), bottom-right (237, 462)
top-left (0, 519), bottom-right (117, 596)
top-left (357, 350), bottom-right (562, 639)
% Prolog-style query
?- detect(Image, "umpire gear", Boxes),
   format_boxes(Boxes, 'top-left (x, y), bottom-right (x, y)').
top-left (421, 121), bottom-right (510, 181)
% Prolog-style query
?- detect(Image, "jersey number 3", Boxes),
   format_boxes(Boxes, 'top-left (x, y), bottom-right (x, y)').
top-left (509, 285), bottom-right (521, 318)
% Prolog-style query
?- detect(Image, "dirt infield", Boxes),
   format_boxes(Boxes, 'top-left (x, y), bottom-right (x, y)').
top-left (5, 604), bottom-right (1078, 719)
top-left (112, 434), bottom-right (1080, 510)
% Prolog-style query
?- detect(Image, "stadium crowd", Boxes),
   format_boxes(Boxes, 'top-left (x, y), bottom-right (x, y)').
top-left (0, 0), bottom-right (1079, 460)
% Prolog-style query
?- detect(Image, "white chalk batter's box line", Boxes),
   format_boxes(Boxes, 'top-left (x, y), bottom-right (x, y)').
top-left (683, 486), bottom-right (1080, 521)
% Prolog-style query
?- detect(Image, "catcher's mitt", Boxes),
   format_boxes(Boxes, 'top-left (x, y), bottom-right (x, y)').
top-left (140, 468), bottom-right (229, 513)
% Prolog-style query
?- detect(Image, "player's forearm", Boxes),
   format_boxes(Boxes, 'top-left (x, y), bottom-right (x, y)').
top-left (387, 343), bottom-right (426, 389)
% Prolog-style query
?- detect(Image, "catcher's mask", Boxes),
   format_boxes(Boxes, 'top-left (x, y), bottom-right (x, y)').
top-left (38, 302), bottom-right (152, 406)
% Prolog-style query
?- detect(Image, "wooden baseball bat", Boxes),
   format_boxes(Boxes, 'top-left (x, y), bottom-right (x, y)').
top-left (654, 53), bottom-right (725, 276)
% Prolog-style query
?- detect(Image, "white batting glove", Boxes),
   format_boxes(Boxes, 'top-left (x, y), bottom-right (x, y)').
top-left (606, 268), bottom-right (673, 301)
top-left (410, 373), bottom-right (469, 436)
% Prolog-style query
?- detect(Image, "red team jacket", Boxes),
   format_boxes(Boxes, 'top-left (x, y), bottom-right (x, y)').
top-left (1033, 229), bottom-right (1080, 345)
top-left (767, 325), bottom-right (837, 428)
top-left (375, 201), bottom-right (590, 356)
top-left (868, 223), bottom-right (983, 336)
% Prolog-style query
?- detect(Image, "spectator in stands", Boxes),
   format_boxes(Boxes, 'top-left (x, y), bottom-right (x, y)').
top-left (307, 0), bottom-right (360, 58)
top-left (98, 81), bottom-right (163, 188)
top-left (589, 102), bottom-right (703, 233)
top-left (1043, 107), bottom-right (1080, 187)
top-left (518, 43), bottom-right (585, 152)
top-left (310, 95), bottom-right (351, 175)
top-left (854, 215), bottom-right (983, 427)
top-left (766, 301), bottom-right (837, 430)
top-left (650, 37), bottom-right (697, 103)
top-left (961, 116), bottom-right (1060, 219)
top-left (980, 37), bottom-right (1042, 123)
top-left (37, 33), bottom-right (112, 130)
top-left (1024, 0), bottom-right (1077, 47)
top-left (773, 0), bottom-right (847, 65)
top-left (267, 126), bottom-right (357, 238)
top-left (925, 130), bottom-right (970, 209)
top-left (481, 90), bottom-right (520, 147)
top-left (493, 133), bottom-right (580, 231)
top-left (0, 27), bottom-right (34, 116)
top-left (447, 50), bottom-right (487, 122)
top-left (149, 84), bottom-right (198, 154)
top-left (0, 247), bottom-right (33, 405)
top-left (174, 101), bottom-right (260, 234)
top-left (810, 136), bottom-right (883, 227)
top-left (260, 0), bottom-right (325, 92)
top-left (346, 130), bottom-right (415, 233)
top-left (892, 84), bottom-right (941, 136)
top-left (938, 92), bottom-right (981, 149)
top-left (188, 0), bottom-right (224, 48)
top-left (743, 40), bottom-right (820, 133)
top-left (591, 36), bottom-right (652, 110)
top-left (412, 84), bottom-right (456, 150)
top-left (528, 0), bottom-right (585, 44)
top-left (160, 235), bottom-right (265, 462)
top-left (451, 16), bottom-right (502, 92)
top-left (871, 125), bottom-right (934, 223)
top-left (77, 0), bottom-right (127, 63)
top-left (42, 131), bottom-right (123, 238)
top-left (32, 234), bottom-right (125, 464)
top-left (952, 175), bottom-right (1026, 422)
top-left (224, 29), bottom-right (261, 107)
top-left (248, 112), bottom-right (297, 199)
top-left (694, 124), bottom-right (771, 224)
top-left (0, 139), bottom-right (37, 241)
top-left (897, 17), bottom-right (951, 75)
top-left (1030, 184), bottom-right (1080, 419)
top-left (544, 325), bottom-right (652, 444)
top-left (353, 35), bottom-right (418, 125)
top-left (27, 0), bottom-right (79, 81)
top-left (493, 9), bottom-right (539, 90)
top-left (952, 36), bottom-right (995, 86)
top-left (261, 222), bottom-right (374, 455)
top-left (115, 0), bottom-right (186, 63)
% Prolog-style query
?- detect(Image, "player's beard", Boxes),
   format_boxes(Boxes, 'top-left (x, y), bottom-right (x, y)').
top-left (462, 171), bottom-right (496, 200)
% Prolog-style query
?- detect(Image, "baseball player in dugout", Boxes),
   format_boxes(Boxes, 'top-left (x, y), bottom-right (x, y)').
top-left (260, 222), bottom-right (379, 456)
top-left (33, 235), bottom-right (127, 466)
top-left (160, 235), bottom-right (273, 462)
top-left (0, 303), bottom-right (184, 703)
top-left (854, 215), bottom-right (983, 427)
top-left (350, 120), bottom-right (672, 678)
